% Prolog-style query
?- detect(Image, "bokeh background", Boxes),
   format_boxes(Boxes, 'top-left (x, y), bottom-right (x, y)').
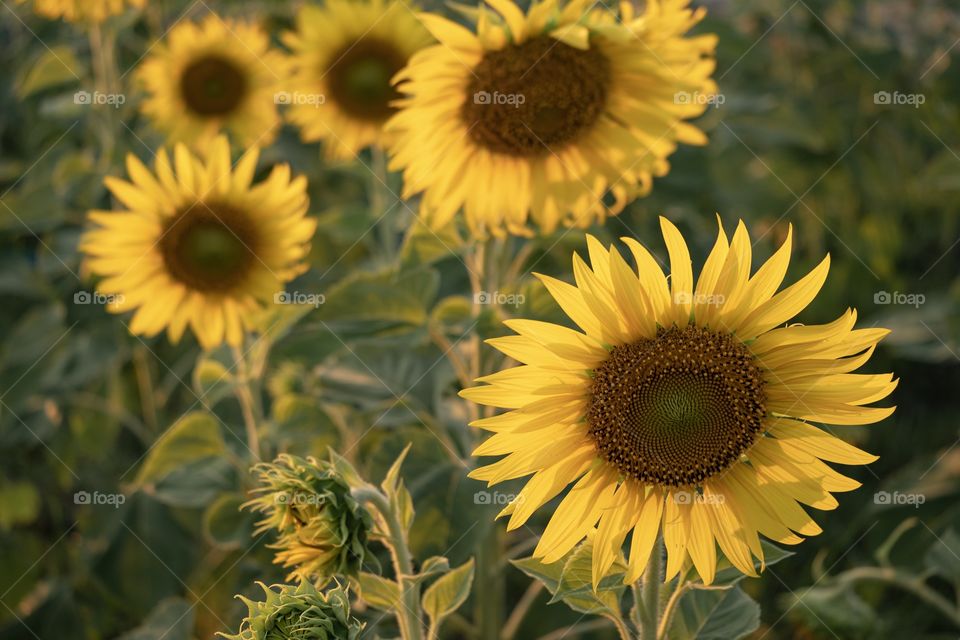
top-left (1, 0), bottom-right (959, 638)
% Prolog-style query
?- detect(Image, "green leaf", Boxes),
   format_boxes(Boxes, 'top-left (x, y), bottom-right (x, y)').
top-left (429, 296), bottom-right (474, 328)
top-left (408, 556), bottom-right (451, 586)
top-left (355, 572), bottom-right (402, 611)
top-left (778, 583), bottom-right (877, 639)
top-left (925, 527), bottom-right (960, 587)
top-left (668, 587), bottom-right (759, 640)
top-left (511, 556), bottom-right (564, 593)
top-left (710, 540), bottom-right (793, 586)
top-left (327, 447), bottom-right (364, 487)
top-left (512, 550), bottom-right (624, 618)
top-left (0, 482), bottom-right (40, 530)
top-left (135, 412), bottom-right (227, 487)
top-left (192, 357), bottom-right (234, 406)
top-left (422, 558), bottom-right (475, 624)
top-left (319, 268), bottom-right (439, 325)
top-left (381, 443), bottom-right (412, 496)
top-left (550, 538), bottom-right (628, 603)
top-left (400, 218), bottom-right (463, 268)
top-left (16, 46), bottom-right (81, 99)
top-left (117, 597), bottom-right (194, 640)
top-left (202, 493), bottom-right (253, 549)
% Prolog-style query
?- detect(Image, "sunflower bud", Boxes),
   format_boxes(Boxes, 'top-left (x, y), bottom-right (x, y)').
top-left (247, 455), bottom-right (373, 583)
top-left (221, 581), bottom-right (364, 640)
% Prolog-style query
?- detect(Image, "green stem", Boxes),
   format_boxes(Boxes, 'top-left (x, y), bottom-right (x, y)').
top-left (639, 536), bottom-right (664, 639)
top-left (354, 486), bottom-right (425, 640)
top-left (232, 345), bottom-right (262, 462)
top-left (370, 146), bottom-right (396, 263)
top-left (835, 567), bottom-right (960, 628)
top-left (657, 579), bottom-right (689, 639)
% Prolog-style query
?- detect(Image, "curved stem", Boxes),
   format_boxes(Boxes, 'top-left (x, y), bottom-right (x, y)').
top-left (657, 580), bottom-right (689, 639)
top-left (610, 614), bottom-right (632, 640)
top-left (354, 486), bottom-right (425, 640)
top-left (232, 345), bottom-right (261, 462)
top-left (835, 566), bottom-right (960, 628)
top-left (501, 581), bottom-right (544, 640)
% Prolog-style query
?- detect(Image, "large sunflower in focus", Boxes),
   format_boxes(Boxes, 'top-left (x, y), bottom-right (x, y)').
top-left (462, 218), bottom-right (896, 585)
top-left (136, 14), bottom-right (286, 148)
top-left (19, 0), bottom-right (144, 22)
top-left (80, 136), bottom-right (315, 350)
top-left (283, 0), bottom-right (433, 159)
top-left (386, 0), bottom-right (717, 237)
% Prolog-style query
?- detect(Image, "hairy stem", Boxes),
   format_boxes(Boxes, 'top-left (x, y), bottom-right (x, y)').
top-left (638, 535), bottom-right (664, 639)
top-left (232, 345), bottom-right (261, 462)
top-left (354, 486), bottom-right (425, 640)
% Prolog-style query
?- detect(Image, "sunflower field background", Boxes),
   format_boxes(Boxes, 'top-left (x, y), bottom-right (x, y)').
top-left (1, 0), bottom-right (959, 639)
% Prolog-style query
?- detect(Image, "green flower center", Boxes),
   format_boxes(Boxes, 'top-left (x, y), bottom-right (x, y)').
top-left (160, 202), bottom-right (258, 292)
top-left (179, 55), bottom-right (248, 116)
top-left (326, 38), bottom-right (407, 122)
top-left (461, 36), bottom-right (611, 157)
top-left (587, 326), bottom-right (767, 488)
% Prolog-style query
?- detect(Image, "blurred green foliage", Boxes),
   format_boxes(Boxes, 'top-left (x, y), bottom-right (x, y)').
top-left (1, 0), bottom-right (960, 638)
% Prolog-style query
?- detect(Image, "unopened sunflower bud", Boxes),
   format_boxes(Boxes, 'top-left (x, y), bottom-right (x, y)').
top-left (247, 455), bottom-right (373, 583)
top-left (221, 581), bottom-right (364, 640)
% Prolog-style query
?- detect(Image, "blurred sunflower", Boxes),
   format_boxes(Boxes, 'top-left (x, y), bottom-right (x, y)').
top-left (80, 136), bottom-right (315, 350)
top-left (18, 0), bottom-right (144, 22)
top-left (282, 0), bottom-right (432, 159)
top-left (386, 0), bottom-right (717, 237)
top-left (136, 14), bottom-right (286, 148)
top-left (462, 218), bottom-right (897, 586)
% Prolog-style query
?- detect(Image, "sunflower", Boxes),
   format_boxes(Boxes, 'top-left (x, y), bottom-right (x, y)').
top-left (462, 218), bottom-right (897, 586)
top-left (18, 0), bottom-right (144, 22)
top-left (282, 0), bottom-right (433, 159)
top-left (385, 0), bottom-right (717, 237)
top-left (79, 136), bottom-right (316, 350)
top-left (136, 14), bottom-right (287, 148)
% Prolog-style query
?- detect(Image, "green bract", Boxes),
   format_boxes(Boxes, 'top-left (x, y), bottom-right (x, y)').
top-left (221, 582), bottom-right (363, 640)
top-left (246, 454), bottom-right (373, 583)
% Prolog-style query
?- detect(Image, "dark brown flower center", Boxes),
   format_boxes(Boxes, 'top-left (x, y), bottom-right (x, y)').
top-left (461, 37), bottom-right (610, 157)
top-left (326, 37), bottom-right (407, 122)
top-left (160, 202), bottom-right (258, 292)
top-left (179, 55), bottom-right (248, 116)
top-left (587, 326), bottom-right (766, 488)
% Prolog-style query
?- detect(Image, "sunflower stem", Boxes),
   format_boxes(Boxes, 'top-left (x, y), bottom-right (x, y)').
top-left (638, 535), bottom-right (664, 639)
top-left (232, 344), bottom-right (262, 462)
top-left (353, 485), bottom-right (425, 640)
top-left (370, 146), bottom-right (396, 264)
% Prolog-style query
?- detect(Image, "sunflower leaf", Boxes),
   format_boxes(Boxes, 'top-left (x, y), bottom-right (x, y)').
top-left (667, 586), bottom-right (759, 640)
top-left (134, 412), bottom-right (227, 488)
top-left (355, 572), bottom-right (402, 611)
top-left (422, 558), bottom-right (475, 625)
top-left (549, 539), bottom-right (628, 603)
top-left (709, 540), bottom-right (793, 586)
